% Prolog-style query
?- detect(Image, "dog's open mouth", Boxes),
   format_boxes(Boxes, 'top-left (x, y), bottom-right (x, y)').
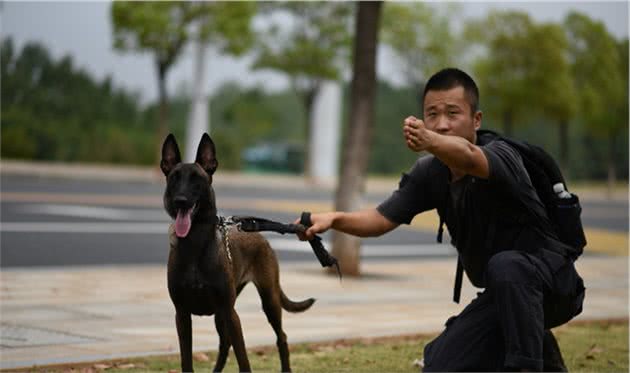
top-left (175, 203), bottom-right (197, 238)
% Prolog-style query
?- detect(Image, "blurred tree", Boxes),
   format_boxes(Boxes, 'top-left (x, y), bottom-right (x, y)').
top-left (564, 12), bottom-right (628, 194)
top-left (147, 80), bottom-right (308, 171)
top-left (466, 11), bottom-right (579, 175)
top-left (381, 2), bottom-right (460, 112)
top-left (110, 1), bottom-right (255, 160)
top-left (526, 22), bottom-right (576, 173)
top-left (332, 1), bottom-right (383, 277)
top-left (252, 1), bottom-right (354, 179)
top-left (368, 81), bottom-right (419, 175)
top-left (465, 11), bottom-right (535, 137)
top-left (111, 1), bottom-right (192, 151)
top-left (1, 38), bottom-right (150, 164)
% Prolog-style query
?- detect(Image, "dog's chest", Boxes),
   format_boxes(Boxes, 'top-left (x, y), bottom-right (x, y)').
top-left (168, 265), bottom-right (222, 316)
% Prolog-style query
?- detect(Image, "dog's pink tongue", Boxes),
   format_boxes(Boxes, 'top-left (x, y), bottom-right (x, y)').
top-left (175, 209), bottom-right (192, 238)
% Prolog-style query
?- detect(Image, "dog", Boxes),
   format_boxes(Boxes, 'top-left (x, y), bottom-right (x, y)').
top-left (160, 133), bottom-right (315, 372)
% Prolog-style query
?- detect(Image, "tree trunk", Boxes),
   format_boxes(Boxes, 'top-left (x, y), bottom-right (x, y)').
top-left (607, 130), bottom-right (617, 199)
top-left (185, 38), bottom-right (209, 163)
top-left (558, 119), bottom-right (569, 177)
top-left (304, 83), bottom-right (320, 181)
top-left (331, 1), bottom-right (382, 277)
top-left (156, 60), bottom-right (169, 163)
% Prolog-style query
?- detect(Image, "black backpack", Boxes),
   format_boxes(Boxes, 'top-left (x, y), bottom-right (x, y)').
top-left (445, 129), bottom-right (587, 303)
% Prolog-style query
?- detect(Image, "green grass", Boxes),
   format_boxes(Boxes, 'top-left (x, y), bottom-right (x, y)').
top-left (554, 319), bottom-right (629, 373)
top-left (22, 319), bottom-right (628, 372)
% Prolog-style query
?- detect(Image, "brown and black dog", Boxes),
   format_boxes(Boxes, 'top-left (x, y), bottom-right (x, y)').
top-left (160, 133), bottom-right (315, 372)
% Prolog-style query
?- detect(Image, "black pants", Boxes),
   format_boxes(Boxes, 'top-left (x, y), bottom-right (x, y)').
top-left (423, 249), bottom-right (585, 372)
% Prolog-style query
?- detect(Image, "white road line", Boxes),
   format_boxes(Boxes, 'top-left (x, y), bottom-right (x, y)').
top-left (0, 222), bottom-right (168, 234)
top-left (17, 204), bottom-right (166, 221)
top-left (0, 222), bottom-right (454, 256)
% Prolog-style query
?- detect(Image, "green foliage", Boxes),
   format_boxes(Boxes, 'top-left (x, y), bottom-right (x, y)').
top-left (209, 82), bottom-right (306, 170)
top-left (111, 2), bottom-right (255, 68)
top-left (565, 12), bottom-right (626, 138)
top-left (111, 2), bottom-right (190, 62)
top-left (381, 2), bottom-right (460, 84)
top-left (252, 1), bottom-right (353, 177)
top-left (465, 11), bottom-right (537, 134)
top-left (110, 0), bottom-right (257, 156)
top-left (253, 2), bottom-right (353, 82)
top-left (368, 81), bottom-right (420, 175)
top-left (1, 38), bottom-right (151, 164)
top-left (527, 22), bottom-right (576, 123)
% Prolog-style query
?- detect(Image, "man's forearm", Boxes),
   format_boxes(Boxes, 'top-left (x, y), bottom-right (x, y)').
top-left (426, 131), bottom-right (489, 179)
top-left (331, 209), bottom-right (397, 237)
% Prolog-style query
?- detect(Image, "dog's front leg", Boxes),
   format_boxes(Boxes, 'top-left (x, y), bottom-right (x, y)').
top-left (176, 311), bottom-right (194, 372)
top-left (219, 308), bottom-right (251, 372)
top-left (213, 313), bottom-right (231, 372)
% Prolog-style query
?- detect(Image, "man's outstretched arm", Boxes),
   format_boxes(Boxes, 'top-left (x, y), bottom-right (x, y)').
top-left (296, 209), bottom-right (399, 241)
top-left (404, 116), bottom-right (489, 179)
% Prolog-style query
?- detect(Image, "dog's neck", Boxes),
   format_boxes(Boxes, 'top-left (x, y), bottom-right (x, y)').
top-left (171, 220), bottom-right (220, 260)
top-left (195, 197), bottom-right (219, 224)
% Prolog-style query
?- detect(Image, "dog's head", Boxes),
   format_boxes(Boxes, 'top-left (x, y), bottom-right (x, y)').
top-left (160, 133), bottom-right (219, 238)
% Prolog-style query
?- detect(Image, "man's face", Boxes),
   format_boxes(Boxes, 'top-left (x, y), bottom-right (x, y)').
top-left (423, 86), bottom-right (482, 144)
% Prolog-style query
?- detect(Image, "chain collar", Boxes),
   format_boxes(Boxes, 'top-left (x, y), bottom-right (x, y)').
top-left (217, 216), bottom-right (240, 264)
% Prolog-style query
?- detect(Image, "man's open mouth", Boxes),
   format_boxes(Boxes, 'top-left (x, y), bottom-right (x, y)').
top-left (174, 203), bottom-right (197, 238)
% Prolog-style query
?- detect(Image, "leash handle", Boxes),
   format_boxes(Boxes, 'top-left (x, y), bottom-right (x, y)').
top-left (300, 212), bottom-right (342, 280)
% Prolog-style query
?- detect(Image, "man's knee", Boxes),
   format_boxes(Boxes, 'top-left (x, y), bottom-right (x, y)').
top-left (486, 251), bottom-right (537, 285)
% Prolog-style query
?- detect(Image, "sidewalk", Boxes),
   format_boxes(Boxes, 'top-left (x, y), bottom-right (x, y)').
top-left (1, 256), bottom-right (627, 370)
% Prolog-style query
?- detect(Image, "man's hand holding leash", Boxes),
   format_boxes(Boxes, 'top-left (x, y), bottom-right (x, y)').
top-left (295, 212), bottom-right (337, 241)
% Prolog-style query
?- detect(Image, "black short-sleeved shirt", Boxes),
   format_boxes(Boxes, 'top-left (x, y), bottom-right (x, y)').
top-left (377, 136), bottom-right (553, 287)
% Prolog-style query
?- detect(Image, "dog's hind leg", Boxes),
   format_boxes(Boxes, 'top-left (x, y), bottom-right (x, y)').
top-left (256, 285), bottom-right (291, 373)
top-left (213, 314), bottom-right (231, 373)
top-left (176, 312), bottom-right (194, 372)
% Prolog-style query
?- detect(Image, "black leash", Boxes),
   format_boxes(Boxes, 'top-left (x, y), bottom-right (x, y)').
top-left (226, 212), bottom-right (342, 280)
top-left (299, 212), bottom-right (342, 280)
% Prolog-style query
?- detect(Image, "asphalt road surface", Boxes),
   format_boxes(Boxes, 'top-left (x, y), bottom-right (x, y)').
top-left (1, 174), bottom-right (627, 268)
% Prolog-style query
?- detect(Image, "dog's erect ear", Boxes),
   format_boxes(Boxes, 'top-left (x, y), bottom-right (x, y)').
top-left (160, 134), bottom-right (182, 177)
top-left (195, 133), bottom-right (219, 176)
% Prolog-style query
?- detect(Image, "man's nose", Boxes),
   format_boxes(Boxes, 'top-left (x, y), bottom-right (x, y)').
top-left (435, 115), bottom-right (450, 133)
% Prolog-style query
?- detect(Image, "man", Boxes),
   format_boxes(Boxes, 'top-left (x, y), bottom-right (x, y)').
top-left (297, 68), bottom-right (584, 371)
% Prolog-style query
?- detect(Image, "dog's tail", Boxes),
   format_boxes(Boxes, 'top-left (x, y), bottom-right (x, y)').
top-left (280, 290), bottom-right (315, 313)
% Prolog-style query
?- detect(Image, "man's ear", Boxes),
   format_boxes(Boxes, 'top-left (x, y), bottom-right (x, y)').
top-left (160, 134), bottom-right (182, 177)
top-left (195, 133), bottom-right (219, 176)
top-left (473, 110), bottom-right (483, 131)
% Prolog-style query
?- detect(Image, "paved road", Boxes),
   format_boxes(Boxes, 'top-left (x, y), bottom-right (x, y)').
top-left (1, 174), bottom-right (627, 268)
top-left (0, 175), bottom-right (451, 267)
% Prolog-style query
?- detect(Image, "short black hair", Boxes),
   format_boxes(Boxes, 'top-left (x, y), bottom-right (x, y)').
top-left (423, 68), bottom-right (480, 114)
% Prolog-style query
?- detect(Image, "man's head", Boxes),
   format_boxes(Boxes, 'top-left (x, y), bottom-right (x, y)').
top-left (422, 68), bottom-right (482, 144)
